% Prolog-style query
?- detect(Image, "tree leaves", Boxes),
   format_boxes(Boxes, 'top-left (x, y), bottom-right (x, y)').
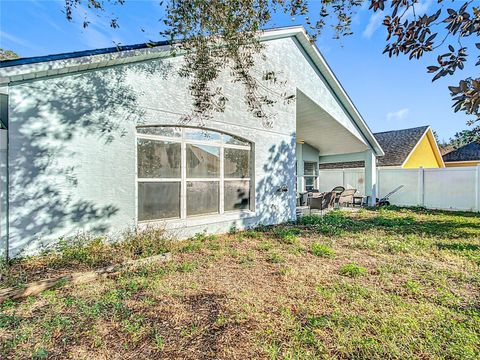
top-left (61, 0), bottom-right (480, 126)
top-left (0, 48), bottom-right (19, 61)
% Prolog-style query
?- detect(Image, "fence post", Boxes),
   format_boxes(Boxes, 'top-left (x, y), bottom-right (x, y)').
top-left (376, 168), bottom-right (380, 200)
top-left (418, 167), bottom-right (424, 207)
top-left (476, 165), bottom-right (480, 212)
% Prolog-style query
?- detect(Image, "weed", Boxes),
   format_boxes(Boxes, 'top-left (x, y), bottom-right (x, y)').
top-left (267, 252), bottom-right (285, 264)
top-left (310, 243), bottom-right (335, 258)
top-left (258, 240), bottom-right (274, 251)
top-left (177, 261), bottom-right (198, 273)
top-left (404, 279), bottom-right (421, 294)
top-left (277, 266), bottom-right (291, 276)
top-left (272, 228), bottom-right (300, 245)
top-left (339, 263), bottom-right (367, 277)
top-left (242, 229), bottom-right (262, 239)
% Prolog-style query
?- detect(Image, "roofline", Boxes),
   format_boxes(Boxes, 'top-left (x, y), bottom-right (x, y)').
top-left (427, 127), bottom-right (446, 168)
top-left (0, 25), bottom-right (303, 69)
top-left (289, 28), bottom-right (383, 156)
top-left (444, 160), bottom-right (480, 163)
top-left (442, 141), bottom-right (480, 162)
top-left (373, 125), bottom-right (429, 136)
top-left (0, 25), bottom-right (383, 156)
top-left (0, 40), bottom-right (172, 68)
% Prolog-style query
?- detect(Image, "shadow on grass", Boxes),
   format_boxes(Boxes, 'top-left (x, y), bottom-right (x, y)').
top-left (436, 243), bottom-right (480, 251)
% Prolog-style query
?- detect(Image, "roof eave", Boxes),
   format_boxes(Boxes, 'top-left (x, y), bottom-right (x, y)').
top-left (0, 25), bottom-right (383, 157)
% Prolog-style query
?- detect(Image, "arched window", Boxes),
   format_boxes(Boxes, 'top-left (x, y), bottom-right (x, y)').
top-left (136, 126), bottom-right (253, 221)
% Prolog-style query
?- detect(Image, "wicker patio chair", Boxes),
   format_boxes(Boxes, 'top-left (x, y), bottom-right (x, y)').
top-left (337, 188), bottom-right (357, 207)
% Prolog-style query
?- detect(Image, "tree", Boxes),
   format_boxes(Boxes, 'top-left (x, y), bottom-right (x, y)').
top-left (448, 129), bottom-right (480, 148)
top-left (63, 1), bottom-right (479, 128)
top-left (0, 48), bottom-right (19, 61)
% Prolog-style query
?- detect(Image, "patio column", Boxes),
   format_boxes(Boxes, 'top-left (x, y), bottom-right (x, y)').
top-left (364, 150), bottom-right (377, 206)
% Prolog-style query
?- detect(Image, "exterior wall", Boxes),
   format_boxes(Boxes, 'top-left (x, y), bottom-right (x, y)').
top-left (445, 161), bottom-right (480, 167)
top-left (5, 35), bottom-right (376, 257)
top-left (6, 38), bottom-right (308, 257)
top-left (296, 142), bottom-right (320, 192)
top-left (301, 142), bottom-right (320, 162)
top-left (403, 133), bottom-right (443, 169)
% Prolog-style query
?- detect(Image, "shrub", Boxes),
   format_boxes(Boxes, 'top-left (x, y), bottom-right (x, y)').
top-left (339, 263), bottom-right (367, 277)
top-left (311, 243), bottom-right (335, 258)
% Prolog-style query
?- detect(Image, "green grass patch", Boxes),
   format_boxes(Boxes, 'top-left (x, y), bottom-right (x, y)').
top-left (310, 243), bottom-right (335, 258)
top-left (339, 263), bottom-right (367, 277)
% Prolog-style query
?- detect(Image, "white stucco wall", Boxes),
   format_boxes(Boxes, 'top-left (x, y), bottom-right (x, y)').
top-left (5, 36), bottom-right (371, 257)
top-left (6, 38), bottom-right (307, 257)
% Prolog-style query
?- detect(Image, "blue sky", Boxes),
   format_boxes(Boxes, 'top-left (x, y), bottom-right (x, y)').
top-left (0, 0), bottom-right (476, 141)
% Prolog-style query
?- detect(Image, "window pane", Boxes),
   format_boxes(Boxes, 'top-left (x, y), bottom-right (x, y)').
top-left (225, 180), bottom-right (250, 211)
top-left (223, 134), bottom-right (249, 146)
top-left (138, 182), bottom-right (180, 220)
top-left (187, 182), bottom-right (219, 216)
top-left (224, 148), bottom-right (250, 178)
top-left (185, 128), bottom-right (222, 142)
top-left (137, 126), bottom-right (182, 137)
top-left (305, 177), bottom-right (317, 191)
top-left (304, 162), bottom-right (318, 176)
top-left (137, 139), bottom-right (181, 178)
top-left (186, 144), bottom-right (220, 178)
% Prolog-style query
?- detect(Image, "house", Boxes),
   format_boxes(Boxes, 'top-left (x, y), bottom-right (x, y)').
top-left (442, 142), bottom-right (480, 167)
top-left (0, 26), bottom-right (383, 258)
top-left (319, 125), bottom-right (445, 170)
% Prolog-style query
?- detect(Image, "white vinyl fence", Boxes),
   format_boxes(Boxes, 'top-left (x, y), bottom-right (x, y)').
top-left (319, 166), bottom-right (480, 212)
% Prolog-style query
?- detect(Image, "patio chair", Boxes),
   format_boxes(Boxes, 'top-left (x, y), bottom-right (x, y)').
top-left (331, 186), bottom-right (345, 207)
top-left (337, 188), bottom-right (357, 207)
top-left (308, 192), bottom-right (336, 214)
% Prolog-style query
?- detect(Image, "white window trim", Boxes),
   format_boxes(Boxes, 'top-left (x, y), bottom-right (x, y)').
top-left (136, 126), bottom-right (253, 223)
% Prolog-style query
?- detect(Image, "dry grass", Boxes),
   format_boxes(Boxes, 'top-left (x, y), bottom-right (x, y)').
top-left (1, 207), bottom-right (479, 359)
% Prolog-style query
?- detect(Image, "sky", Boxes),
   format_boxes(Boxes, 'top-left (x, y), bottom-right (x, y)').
top-left (0, 0), bottom-right (477, 142)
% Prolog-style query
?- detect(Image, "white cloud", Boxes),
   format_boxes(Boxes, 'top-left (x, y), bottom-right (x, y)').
top-left (362, 11), bottom-right (384, 39)
top-left (387, 108), bottom-right (410, 121)
top-left (402, 0), bottom-right (433, 19)
top-left (0, 30), bottom-right (44, 52)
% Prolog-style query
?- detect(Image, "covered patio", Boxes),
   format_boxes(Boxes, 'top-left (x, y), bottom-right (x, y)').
top-left (295, 90), bottom-right (383, 209)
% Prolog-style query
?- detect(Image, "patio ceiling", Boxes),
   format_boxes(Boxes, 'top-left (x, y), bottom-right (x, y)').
top-left (296, 90), bottom-right (371, 156)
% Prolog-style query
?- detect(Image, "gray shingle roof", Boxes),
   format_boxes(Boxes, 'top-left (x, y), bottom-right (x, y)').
top-left (319, 126), bottom-right (429, 169)
top-left (442, 142), bottom-right (480, 162)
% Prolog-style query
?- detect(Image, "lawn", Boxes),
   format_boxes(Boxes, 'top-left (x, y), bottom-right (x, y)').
top-left (1, 207), bottom-right (479, 359)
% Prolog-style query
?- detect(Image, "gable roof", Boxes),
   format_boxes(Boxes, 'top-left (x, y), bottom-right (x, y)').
top-left (375, 126), bottom-right (429, 166)
top-left (0, 26), bottom-right (383, 157)
top-left (320, 125), bottom-right (431, 169)
top-left (443, 142), bottom-right (480, 162)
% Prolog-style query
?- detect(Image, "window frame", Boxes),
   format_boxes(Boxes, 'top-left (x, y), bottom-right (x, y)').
top-left (303, 161), bottom-right (319, 192)
top-left (136, 126), bottom-right (253, 222)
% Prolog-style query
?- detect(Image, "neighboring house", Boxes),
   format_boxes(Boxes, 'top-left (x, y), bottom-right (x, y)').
top-left (319, 125), bottom-right (445, 170)
top-left (442, 142), bottom-right (480, 167)
top-left (0, 26), bottom-right (383, 258)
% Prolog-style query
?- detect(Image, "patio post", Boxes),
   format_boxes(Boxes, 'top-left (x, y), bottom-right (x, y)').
top-left (364, 150), bottom-right (377, 206)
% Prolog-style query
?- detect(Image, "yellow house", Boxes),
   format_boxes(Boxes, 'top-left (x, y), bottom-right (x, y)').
top-left (320, 126), bottom-right (445, 170)
top-left (442, 142), bottom-right (480, 167)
